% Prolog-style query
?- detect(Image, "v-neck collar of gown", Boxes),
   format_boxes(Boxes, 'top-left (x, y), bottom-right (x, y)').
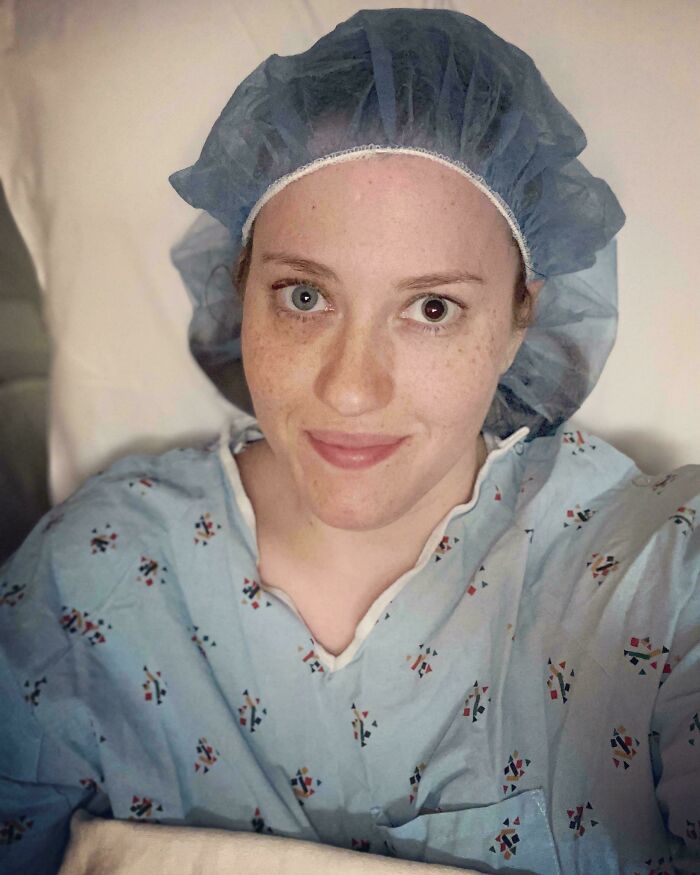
top-left (219, 422), bottom-right (529, 673)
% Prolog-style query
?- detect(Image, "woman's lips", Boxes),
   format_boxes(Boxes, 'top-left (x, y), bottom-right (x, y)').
top-left (305, 431), bottom-right (406, 470)
top-left (307, 430), bottom-right (405, 448)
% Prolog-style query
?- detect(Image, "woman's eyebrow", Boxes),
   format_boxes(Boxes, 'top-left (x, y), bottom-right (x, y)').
top-left (260, 252), bottom-right (485, 288)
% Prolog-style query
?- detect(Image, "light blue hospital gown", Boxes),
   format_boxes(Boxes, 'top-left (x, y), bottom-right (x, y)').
top-left (1, 421), bottom-right (699, 874)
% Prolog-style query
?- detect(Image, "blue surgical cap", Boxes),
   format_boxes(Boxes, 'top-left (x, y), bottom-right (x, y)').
top-left (170, 7), bottom-right (625, 439)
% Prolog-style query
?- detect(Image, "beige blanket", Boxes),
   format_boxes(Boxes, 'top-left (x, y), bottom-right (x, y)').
top-left (58, 811), bottom-right (478, 874)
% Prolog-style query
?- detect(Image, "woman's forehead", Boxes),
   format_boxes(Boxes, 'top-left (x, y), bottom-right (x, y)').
top-left (254, 154), bottom-right (516, 264)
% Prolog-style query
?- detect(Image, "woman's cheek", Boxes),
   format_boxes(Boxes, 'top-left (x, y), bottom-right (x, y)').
top-left (242, 319), bottom-right (280, 406)
top-left (244, 326), bottom-right (312, 408)
top-left (245, 345), bottom-right (284, 405)
top-left (400, 343), bottom-right (485, 420)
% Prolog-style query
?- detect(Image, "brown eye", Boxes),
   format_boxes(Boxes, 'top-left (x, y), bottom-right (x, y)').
top-left (422, 298), bottom-right (447, 321)
top-left (401, 295), bottom-right (465, 334)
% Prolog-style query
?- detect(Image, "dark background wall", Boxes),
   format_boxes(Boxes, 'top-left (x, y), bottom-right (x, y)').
top-left (0, 181), bottom-right (50, 563)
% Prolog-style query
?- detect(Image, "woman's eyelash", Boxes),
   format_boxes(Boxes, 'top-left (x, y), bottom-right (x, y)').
top-left (269, 277), bottom-right (466, 334)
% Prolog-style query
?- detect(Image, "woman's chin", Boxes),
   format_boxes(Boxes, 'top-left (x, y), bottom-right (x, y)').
top-left (303, 491), bottom-right (406, 533)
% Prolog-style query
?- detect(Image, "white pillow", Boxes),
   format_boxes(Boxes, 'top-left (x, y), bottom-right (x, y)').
top-left (1, 0), bottom-right (698, 502)
top-left (58, 810), bottom-right (472, 875)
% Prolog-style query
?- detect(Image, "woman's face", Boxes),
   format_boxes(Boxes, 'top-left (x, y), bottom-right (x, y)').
top-left (241, 154), bottom-right (528, 532)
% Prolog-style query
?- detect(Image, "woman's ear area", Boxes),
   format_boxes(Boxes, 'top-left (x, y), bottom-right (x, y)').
top-left (525, 278), bottom-right (544, 323)
top-left (527, 278), bottom-right (545, 301)
top-left (500, 277), bottom-right (545, 375)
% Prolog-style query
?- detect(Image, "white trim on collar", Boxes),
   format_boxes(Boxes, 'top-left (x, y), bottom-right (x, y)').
top-left (219, 423), bottom-right (530, 673)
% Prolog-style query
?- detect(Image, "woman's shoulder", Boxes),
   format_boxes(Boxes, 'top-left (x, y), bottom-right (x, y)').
top-left (40, 440), bottom-right (224, 545)
top-left (509, 428), bottom-right (699, 669)
top-left (521, 425), bottom-right (700, 508)
top-left (73, 436), bottom-right (226, 502)
top-left (0, 434), bottom-right (242, 622)
top-left (518, 425), bottom-right (699, 569)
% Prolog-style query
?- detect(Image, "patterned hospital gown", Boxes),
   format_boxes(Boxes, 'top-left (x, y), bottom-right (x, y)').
top-left (1, 421), bottom-right (699, 874)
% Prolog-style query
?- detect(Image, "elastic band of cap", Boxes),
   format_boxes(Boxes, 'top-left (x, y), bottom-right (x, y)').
top-left (240, 144), bottom-right (534, 279)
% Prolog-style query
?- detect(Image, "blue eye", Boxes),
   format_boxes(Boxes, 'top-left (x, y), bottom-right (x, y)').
top-left (272, 281), bottom-right (329, 319)
top-left (288, 284), bottom-right (324, 312)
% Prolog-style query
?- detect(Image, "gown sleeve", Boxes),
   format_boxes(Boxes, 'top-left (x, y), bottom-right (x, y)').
top-left (0, 512), bottom-right (106, 875)
top-left (651, 527), bottom-right (700, 874)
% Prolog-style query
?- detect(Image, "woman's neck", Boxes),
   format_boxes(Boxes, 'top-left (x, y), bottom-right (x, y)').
top-left (236, 433), bottom-right (487, 588)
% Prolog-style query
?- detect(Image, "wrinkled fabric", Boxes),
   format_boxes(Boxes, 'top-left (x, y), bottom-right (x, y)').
top-left (1, 421), bottom-right (698, 874)
top-left (169, 7), bottom-right (625, 438)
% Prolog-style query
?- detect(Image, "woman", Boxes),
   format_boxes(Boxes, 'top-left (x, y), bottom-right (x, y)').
top-left (1, 8), bottom-right (698, 874)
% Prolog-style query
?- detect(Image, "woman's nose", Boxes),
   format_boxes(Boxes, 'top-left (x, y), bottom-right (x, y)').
top-left (313, 321), bottom-right (394, 417)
